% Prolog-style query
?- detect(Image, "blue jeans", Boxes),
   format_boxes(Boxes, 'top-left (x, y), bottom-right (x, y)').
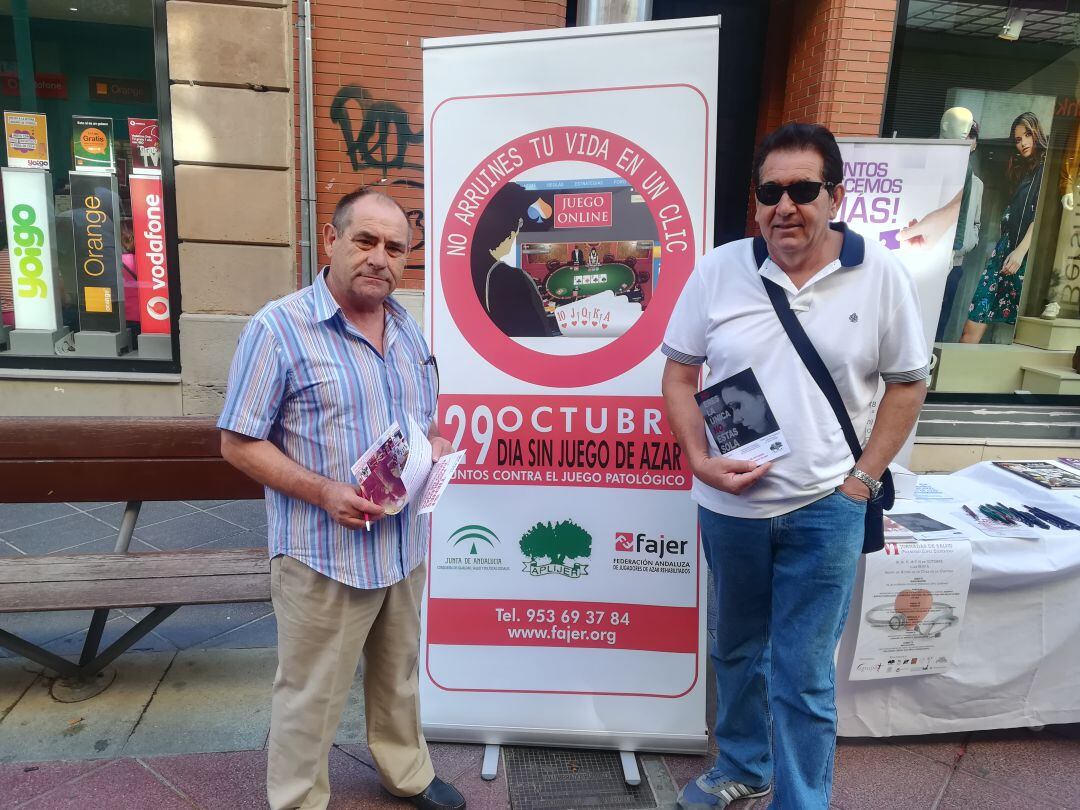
top-left (699, 491), bottom-right (865, 809)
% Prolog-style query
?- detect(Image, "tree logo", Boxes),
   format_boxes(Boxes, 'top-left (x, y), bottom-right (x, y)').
top-left (448, 524), bottom-right (499, 556)
top-left (519, 519), bottom-right (592, 578)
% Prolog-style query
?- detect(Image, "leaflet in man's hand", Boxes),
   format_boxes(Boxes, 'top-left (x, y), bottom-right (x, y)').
top-left (695, 367), bottom-right (790, 464)
top-left (350, 417), bottom-right (465, 515)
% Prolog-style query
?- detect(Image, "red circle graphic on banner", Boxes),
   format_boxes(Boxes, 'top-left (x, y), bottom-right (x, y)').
top-left (439, 126), bottom-right (696, 388)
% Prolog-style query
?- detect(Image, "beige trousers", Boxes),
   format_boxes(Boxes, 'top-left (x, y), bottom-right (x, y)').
top-left (267, 554), bottom-right (434, 810)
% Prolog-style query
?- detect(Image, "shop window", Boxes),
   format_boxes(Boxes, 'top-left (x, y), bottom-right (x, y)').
top-left (0, 0), bottom-right (177, 371)
top-left (884, 0), bottom-right (1080, 399)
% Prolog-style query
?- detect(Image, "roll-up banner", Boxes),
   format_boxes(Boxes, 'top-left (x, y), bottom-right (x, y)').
top-left (129, 174), bottom-right (171, 333)
top-left (422, 18), bottom-right (718, 753)
top-left (1, 167), bottom-right (63, 332)
top-left (835, 138), bottom-right (970, 357)
top-left (70, 171), bottom-right (125, 332)
top-left (834, 139), bottom-right (968, 456)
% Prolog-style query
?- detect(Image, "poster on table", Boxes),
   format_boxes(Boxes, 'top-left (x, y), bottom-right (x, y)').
top-left (849, 539), bottom-right (972, 680)
top-left (69, 171), bottom-right (124, 332)
top-left (4, 111), bottom-right (49, 169)
top-left (422, 18), bottom-right (718, 752)
top-left (129, 174), bottom-right (171, 333)
top-left (1, 167), bottom-right (63, 330)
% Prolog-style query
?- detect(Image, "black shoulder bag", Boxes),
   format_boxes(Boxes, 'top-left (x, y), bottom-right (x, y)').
top-left (760, 275), bottom-right (893, 554)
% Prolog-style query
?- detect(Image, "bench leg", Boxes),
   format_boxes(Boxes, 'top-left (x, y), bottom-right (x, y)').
top-left (0, 628), bottom-right (81, 680)
top-left (79, 608), bottom-right (111, 667)
top-left (81, 605), bottom-right (179, 677)
top-left (115, 500), bottom-right (142, 553)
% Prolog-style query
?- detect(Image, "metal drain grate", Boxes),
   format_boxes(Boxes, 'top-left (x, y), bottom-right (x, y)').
top-left (505, 746), bottom-right (657, 810)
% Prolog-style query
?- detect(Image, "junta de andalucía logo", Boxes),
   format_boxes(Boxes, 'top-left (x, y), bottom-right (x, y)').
top-left (439, 524), bottom-right (509, 572)
top-left (520, 519), bottom-right (591, 578)
top-left (448, 524), bottom-right (499, 556)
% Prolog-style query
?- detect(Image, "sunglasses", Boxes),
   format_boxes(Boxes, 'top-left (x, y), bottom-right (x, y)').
top-left (755, 181), bottom-right (837, 206)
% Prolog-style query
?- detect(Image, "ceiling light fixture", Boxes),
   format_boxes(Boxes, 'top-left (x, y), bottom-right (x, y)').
top-left (999, 6), bottom-right (1028, 40)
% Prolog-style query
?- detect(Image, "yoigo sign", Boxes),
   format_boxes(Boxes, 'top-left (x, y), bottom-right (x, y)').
top-left (1, 167), bottom-right (62, 331)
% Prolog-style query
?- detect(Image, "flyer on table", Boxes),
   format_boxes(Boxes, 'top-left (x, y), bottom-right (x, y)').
top-left (850, 539), bottom-right (973, 680)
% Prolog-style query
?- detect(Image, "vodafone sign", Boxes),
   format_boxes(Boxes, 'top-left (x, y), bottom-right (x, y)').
top-left (129, 175), bottom-right (171, 334)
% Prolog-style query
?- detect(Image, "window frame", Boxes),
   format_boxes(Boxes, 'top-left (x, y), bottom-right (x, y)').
top-left (0, 0), bottom-right (181, 375)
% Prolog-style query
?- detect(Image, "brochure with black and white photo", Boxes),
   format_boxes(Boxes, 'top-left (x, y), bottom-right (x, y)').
top-left (695, 367), bottom-right (790, 465)
top-left (887, 512), bottom-right (967, 541)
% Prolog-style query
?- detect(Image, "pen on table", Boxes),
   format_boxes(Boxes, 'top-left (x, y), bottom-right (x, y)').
top-left (962, 504), bottom-right (980, 522)
top-left (982, 504), bottom-right (1015, 525)
top-left (978, 505), bottom-right (1007, 524)
top-left (1003, 504), bottom-right (1050, 530)
top-left (1025, 505), bottom-right (1079, 530)
top-left (997, 503), bottom-right (1042, 528)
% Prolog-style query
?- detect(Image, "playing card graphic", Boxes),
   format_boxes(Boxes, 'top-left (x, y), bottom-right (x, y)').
top-left (554, 290), bottom-right (641, 337)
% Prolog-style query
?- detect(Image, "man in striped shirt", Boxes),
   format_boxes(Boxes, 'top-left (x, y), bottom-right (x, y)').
top-left (219, 188), bottom-right (464, 810)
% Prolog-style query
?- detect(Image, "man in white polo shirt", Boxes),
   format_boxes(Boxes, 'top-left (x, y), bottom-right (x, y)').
top-left (662, 123), bottom-right (928, 810)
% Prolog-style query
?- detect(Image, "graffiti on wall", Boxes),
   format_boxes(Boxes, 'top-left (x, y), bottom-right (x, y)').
top-left (329, 85), bottom-right (425, 268)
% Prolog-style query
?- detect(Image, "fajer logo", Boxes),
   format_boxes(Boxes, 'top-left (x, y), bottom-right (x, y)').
top-left (614, 532), bottom-right (635, 552)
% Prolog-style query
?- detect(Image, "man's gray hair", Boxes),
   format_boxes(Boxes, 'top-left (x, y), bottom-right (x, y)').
top-left (331, 187), bottom-right (413, 243)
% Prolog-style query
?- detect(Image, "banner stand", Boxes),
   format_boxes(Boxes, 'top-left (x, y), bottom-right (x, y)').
top-left (69, 170), bottom-right (130, 357)
top-left (422, 17), bottom-right (718, 768)
top-left (2, 166), bottom-right (69, 354)
top-left (10, 326), bottom-right (71, 355)
top-left (136, 332), bottom-right (171, 359)
top-left (0, 324), bottom-right (7, 349)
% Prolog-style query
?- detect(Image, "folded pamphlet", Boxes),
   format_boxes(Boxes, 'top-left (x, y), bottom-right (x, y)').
top-left (695, 367), bottom-right (790, 465)
top-left (351, 417), bottom-right (465, 516)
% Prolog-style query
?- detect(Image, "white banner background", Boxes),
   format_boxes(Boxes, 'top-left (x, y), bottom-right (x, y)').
top-left (422, 18), bottom-right (718, 753)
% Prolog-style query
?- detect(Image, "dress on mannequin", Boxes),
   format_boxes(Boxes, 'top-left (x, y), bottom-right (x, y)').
top-left (967, 161), bottom-right (1043, 326)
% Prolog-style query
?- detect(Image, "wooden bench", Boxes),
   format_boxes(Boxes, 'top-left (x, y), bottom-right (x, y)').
top-left (0, 417), bottom-right (268, 679)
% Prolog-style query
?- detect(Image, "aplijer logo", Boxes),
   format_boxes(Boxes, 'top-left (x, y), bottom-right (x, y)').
top-left (520, 519), bottom-right (591, 578)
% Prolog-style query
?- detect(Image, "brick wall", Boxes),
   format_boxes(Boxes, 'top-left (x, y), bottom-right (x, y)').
top-left (309, 1), bottom-right (566, 292)
top-left (748, 0), bottom-right (899, 233)
top-left (768, 0), bottom-right (898, 137)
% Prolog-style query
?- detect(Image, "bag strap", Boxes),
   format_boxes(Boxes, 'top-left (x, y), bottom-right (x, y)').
top-left (757, 245), bottom-right (864, 463)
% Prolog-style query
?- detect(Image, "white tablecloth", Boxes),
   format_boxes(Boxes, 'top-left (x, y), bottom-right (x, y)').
top-left (835, 461), bottom-right (1080, 736)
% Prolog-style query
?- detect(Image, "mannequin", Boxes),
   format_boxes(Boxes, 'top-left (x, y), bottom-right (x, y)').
top-left (936, 108), bottom-right (984, 341)
top-left (960, 111), bottom-right (1046, 343)
top-left (1042, 120), bottom-right (1080, 319)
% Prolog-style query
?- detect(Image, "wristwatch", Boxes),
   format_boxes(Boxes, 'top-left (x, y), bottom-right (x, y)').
top-left (847, 466), bottom-right (883, 499)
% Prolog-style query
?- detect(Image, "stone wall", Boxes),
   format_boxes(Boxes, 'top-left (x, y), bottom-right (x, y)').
top-left (168, 0), bottom-right (296, 415)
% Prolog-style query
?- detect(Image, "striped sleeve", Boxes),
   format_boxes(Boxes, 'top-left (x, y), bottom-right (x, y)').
top-left (217, 316), bottom-right (288, 439)
top-left (662, 267), bottom-right (708, 365)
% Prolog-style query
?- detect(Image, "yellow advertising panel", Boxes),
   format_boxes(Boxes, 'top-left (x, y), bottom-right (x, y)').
top-left (4, 111), bottom-right (49, 169)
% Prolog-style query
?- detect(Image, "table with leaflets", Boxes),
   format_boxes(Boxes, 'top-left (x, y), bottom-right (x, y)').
top-left (834, 460), bottom-right (1080, 737)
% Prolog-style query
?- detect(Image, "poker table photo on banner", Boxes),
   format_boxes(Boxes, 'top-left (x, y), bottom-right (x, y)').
top-left (545, 263), bottom-right (636, 301)
top-left (422, 17), bottom-right (719, 755)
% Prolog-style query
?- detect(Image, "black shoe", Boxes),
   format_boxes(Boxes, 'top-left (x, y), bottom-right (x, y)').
top-left (407, 776), bottom-right (466, 810)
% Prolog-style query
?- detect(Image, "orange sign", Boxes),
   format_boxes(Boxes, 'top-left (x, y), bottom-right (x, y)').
top-left (80, 128), bottom-right (108, 155)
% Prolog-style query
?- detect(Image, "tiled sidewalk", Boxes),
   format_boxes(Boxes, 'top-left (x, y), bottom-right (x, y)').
top-left (3, 501), bottom-right (1080, 808)
top-left (2, 727), bottom-right (1079, 809)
